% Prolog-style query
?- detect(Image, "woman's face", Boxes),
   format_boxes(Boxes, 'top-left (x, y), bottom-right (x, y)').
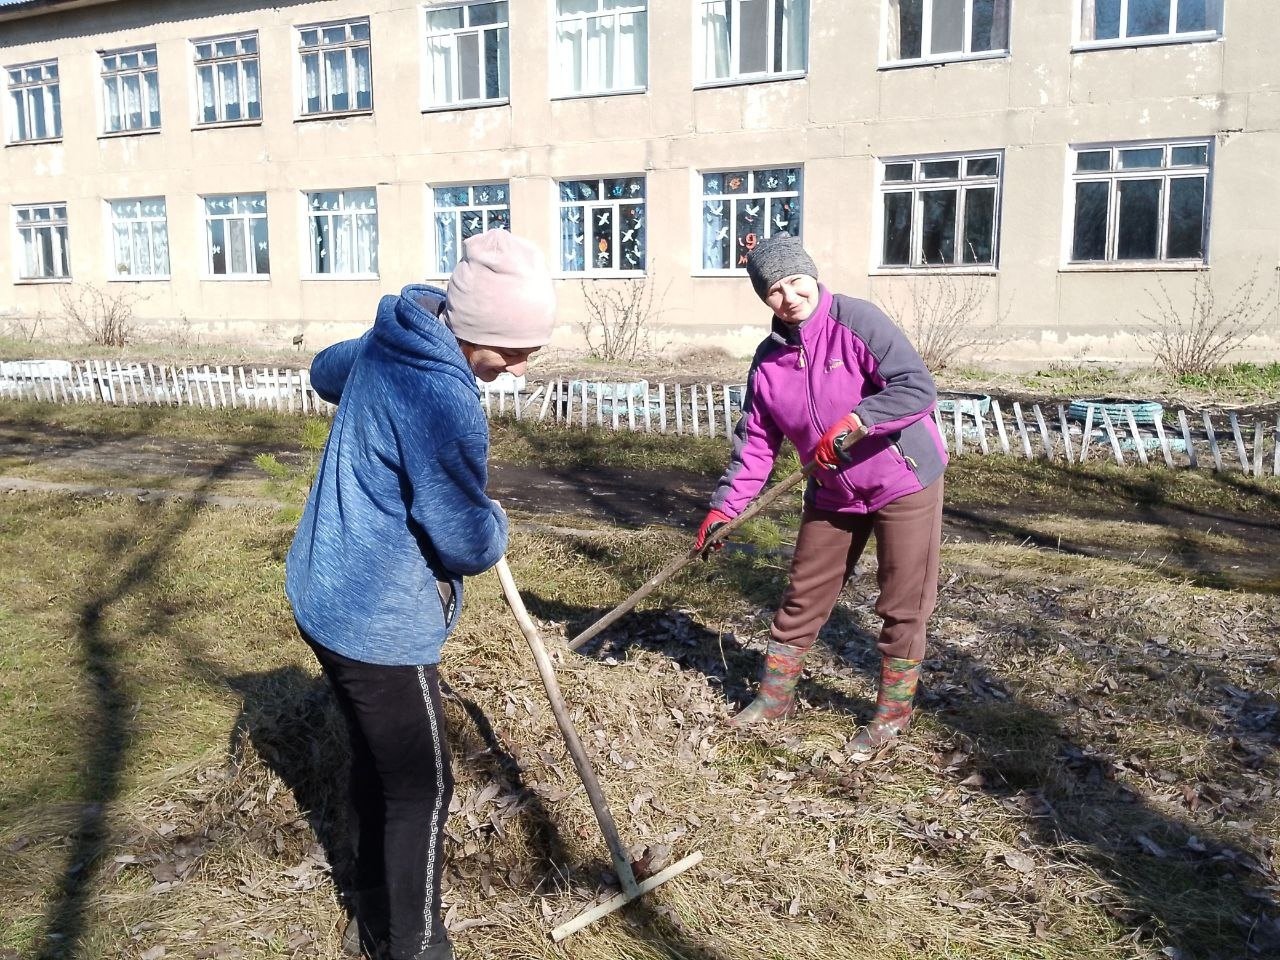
top-left (460, 343), bottom-right (539, 381)
top-left (762, 274), bottom-right (820, 324)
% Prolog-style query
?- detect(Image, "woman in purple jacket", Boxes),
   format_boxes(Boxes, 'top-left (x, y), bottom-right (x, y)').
top-left (695, 235), bottom-right (947, 755)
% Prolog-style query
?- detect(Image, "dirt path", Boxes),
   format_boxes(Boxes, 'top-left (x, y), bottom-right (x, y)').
top-left (5, 424), bottom-right (1278, 590)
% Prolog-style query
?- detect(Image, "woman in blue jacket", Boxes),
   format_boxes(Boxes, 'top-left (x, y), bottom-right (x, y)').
top-left (286, 230), bottom-right (555, 960)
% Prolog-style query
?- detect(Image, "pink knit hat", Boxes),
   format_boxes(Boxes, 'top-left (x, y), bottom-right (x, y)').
top-left (442, 230), bottom-right (556, 349)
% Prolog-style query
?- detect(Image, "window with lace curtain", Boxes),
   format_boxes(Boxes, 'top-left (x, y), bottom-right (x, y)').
top-left (696, 0), bottom-right (808, 85)
top-left (194, 33), bottom-right (261, 125)
top-left (108, 198), bottom-right (170, 278)
top-left (203, 194), bottom-right (270, 277)
top-left (14, 203), bottom-right (71, 280)
top-left (554, 0), bottom-right (648, 97)
top-left (423, 3), bottom-right (509, 108)
top-left (6, 60), bottom-right (61, 143)
top-left (299, 19), bottom-right (373, 116)
top-left (101, 47), bottom-right (161, 134)
top-left (306, 189), bottom-right (379, 276)
top-left (1076, 0), bottom-right (1223, 47)
top-left (430, 183), bottom-right (510, 274)
top-left (883, 0), bottom-right (1010, 65)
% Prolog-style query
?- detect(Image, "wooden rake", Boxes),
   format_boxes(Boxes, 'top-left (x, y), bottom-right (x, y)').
top-left (494, 557), bottom-right (704, 941)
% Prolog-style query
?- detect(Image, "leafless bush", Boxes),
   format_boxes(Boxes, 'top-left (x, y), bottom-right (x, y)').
top-left (878, 270), bottom-right (1008, 372)
top-left (0, 310), bottom-right (47, 343)
top-left (57, 282), bottom-right (143, 347)
top-left (578, 275), bottom-right (670, 363)
top-left (1137, 265), bottom-right (1278, 377)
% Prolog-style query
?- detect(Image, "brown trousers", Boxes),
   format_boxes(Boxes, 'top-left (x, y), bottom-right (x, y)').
top-left (770, 478), bottom-right (943, 661)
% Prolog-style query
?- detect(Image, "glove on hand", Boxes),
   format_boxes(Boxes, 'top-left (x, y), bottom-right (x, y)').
top-left (815, 412), bottom-right (867, 470)
top-left (695, 508), bottom-right (732, 554)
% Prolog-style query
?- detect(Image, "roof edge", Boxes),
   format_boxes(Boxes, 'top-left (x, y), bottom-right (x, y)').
top-left (0, 0), bottom-right (128, 25)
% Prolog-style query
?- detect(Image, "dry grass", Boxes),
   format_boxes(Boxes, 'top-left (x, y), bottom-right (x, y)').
top-left (0, 488), bottom-right (1277, 960)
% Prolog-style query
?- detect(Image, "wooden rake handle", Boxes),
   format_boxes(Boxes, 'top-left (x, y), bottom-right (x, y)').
top-left (566, 457), bottom-right (821, 651)
top-left (494, 557), bottom-right (640, 895)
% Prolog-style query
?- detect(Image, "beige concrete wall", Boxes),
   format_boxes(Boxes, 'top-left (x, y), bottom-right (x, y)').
top-left (2, 0), bottom-right (1278, 365)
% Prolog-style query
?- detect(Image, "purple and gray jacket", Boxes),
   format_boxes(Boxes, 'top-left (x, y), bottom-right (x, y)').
top-left (710, 286), bottom-right (948, 517)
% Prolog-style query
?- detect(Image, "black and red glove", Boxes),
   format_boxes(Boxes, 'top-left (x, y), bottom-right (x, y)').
top-left (814, 412), bottom-right (867, 470)
top-left (694, 508), bottom-right (732, 554)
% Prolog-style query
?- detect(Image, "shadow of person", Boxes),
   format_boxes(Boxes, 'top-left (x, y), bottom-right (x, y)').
top-left (222, 666), bottom-right (356, 894)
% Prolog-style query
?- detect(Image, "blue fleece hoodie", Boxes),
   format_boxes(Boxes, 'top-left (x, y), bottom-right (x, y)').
top-left (285, 284), bottom-right (508, 666)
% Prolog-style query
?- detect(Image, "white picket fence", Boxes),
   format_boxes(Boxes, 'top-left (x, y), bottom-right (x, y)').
top-left (1, 359), bottom-right (1277, 477)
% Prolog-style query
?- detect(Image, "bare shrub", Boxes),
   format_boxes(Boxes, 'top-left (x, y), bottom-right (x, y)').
top-left (57, 282), bottom-right (143, 347)
top-left (877, 271), bottom-right (1008, 372)
top-left (0, 310), bottom-right (47, 343)
top-left (1136, 265), bottom-right (1278, 377)
top-left (578, 275), bottom-right (670, 363)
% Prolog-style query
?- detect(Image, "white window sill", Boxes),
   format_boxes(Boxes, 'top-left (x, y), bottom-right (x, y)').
top-left (693, 71), bottom-right (806, 92)
top-left (550, 86), bottom-right (647, 102)
top-left (99, 127), bottom-right (162, 140)
top-left (107, 274), bottom-right (170, 281)
top-left (201, 274), bottom-right (272, 281)
top-left (193, 119), bottom-right (263, 131)
top-left (421, 98), bottom-right (509, 114)
top-left (15, 276), bottom-right (72, 284)
top-left (1059, 261), bottom-right (1207, 273)
top-left (302, 273), bottom-right (380, 281)
top-left (5, 137), bottom-right (63, 148)
top-left (870, 266), bottom-right (998, 276)
top-left (295, 109), bottom-right (373, 124)
top-left (878, 49), bottom-right (1009, 71)
top-left (1072, 32), bottom-right (1222, 53)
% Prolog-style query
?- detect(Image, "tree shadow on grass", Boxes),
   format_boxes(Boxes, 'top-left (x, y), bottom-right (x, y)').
top-left (33, 450), bottom-right (241, 960)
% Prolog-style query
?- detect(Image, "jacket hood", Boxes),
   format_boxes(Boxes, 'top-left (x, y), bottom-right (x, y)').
top-left (371, 283), bottom-right (477, 393)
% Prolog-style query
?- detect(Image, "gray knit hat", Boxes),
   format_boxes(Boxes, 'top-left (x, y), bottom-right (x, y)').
top-left (745, 234), bottom-right (818, 299)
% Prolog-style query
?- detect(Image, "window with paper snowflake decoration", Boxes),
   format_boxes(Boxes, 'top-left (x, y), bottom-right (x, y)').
top-left (700, 166), bottom-right (801, 271)
top-left (203, 193), bottom-right (269, 277)
top-left (431, 182), bottom-right (510, 274)
top-left (556, 176), bottom-right (646, 274)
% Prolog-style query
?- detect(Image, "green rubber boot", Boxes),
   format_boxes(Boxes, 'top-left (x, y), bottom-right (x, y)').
top-left (729, 641), bottom-right (807, 727)
top-left (849, 657), bottom-right (922, 755)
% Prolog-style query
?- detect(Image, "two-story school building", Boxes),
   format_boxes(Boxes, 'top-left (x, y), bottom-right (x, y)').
top-left (1, 0), bottom-right (1277, 362)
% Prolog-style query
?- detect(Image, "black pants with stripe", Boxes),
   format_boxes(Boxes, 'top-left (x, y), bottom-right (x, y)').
top-left (302, 628), bottom-right (454, 960)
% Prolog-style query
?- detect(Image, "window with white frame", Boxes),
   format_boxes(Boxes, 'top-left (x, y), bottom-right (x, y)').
top-left (700, 167), bottom-right (802, 271)
top-left (14, 203), bottom-right (70, 280)
top-left (1077, 0), bottom-right (1223, 46)
top-left (299, 19), bottom-right (373, 115)
top-left (557, 177), bottom-right (645, 273)
top-left (1069, 140), bottom-right (1211, 264)
top-left (109, 198), bottom-right (170, 277)
top-left (307, 189), bottom-right (379, 276)
top-left (6, 60), bottom-right (61, 143)
top-left (203, 194), bottom-right (270, 277)
top-left (423, 3), bottom-right (509, 108)
top-left (697, 0), bottom-right (808, 84)
top-left (885, 0), bottom-right (1010, 64)
top-left (431, 183), bottom-right (510, 273)
top-left (195, 34), bottom-right (261, 124)
top-left (879, 153), bottom-right (1001, 268)
top-left (555, 0), bottom-right (647, 96)
top-left (101, 47), bottom-right (161, 133)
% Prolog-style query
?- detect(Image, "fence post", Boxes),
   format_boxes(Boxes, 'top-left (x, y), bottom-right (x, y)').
top-left (1057, 405), bottom-right (1074, 464)
top-left (674, 383), bottom-right (683, 435)
top-left (690, 385), bottom-right (700, 437)
top-left (1152, 413), bottom-right (1174, 468)
top-left (1252, 419), bottom-right (1264, 478)
top-left (990, 399), bottom-right (1009, 455)
top-left (658, 382), bottom-right (667, 433)
top-left (1123, 407), bottom-right (1148, 466)
top-left (952, 403), bottom-right (964, 456)
top-left (722, 384), bottom-right (732, 440)
top-left (1033, 404), bottom-right (1055, 460)
top-left (1229, 413), bottom-right (1249, 475)
top-left (1098, 408), bottom-right (1125, 465)
top-left (1178, 410), bottom-right (1197, 468)
top-left (1202, 411), bottom-right (1222, 472)
top-left (1011, 402), bottom-right (1033, 460)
